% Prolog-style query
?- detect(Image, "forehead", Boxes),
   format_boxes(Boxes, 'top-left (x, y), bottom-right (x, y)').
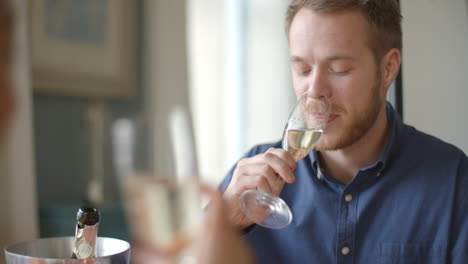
top-left (289, 8), bottom-right (371, 61)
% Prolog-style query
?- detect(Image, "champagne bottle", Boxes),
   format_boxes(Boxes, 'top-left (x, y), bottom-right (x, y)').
top-left (71, 206), bottom-right (100, 259)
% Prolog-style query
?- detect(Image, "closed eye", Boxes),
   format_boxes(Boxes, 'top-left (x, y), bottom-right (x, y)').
top-left (298, 69), bottom-right (311, 76)
top-left (329, 68), bottom-right (352, 75)
top-left (291, 59), bottom-right (312, 77)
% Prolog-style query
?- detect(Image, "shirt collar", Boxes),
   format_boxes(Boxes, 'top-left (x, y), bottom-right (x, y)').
top-left (310, 102), bottom-right (402, 181)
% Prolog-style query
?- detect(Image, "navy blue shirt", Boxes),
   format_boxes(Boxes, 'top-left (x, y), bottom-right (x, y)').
top-left (221, 104), bottom-right (468, 264)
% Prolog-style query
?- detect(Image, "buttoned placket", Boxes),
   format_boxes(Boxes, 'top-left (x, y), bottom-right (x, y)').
top-left (313, 154), bottom-right (384, 264)
top-left (335, 168), bottom-right (383, 264)
top-left (336, 183), bottom-right (360, 264)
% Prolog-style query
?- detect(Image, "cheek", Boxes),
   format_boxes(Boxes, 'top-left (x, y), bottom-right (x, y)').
top-left (292, 77), bottom-right (307, 100)
top-left (342, 73), bottom-right (376, 98)
top-left (330, 78), bottom-right (375, 115)
top-left (294, 87), bottom-right (306, 100)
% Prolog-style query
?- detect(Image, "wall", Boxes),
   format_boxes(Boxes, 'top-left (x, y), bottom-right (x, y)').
top-left (187, 0), bottom-right (225, 185)
top-left (33, 1), bottom-right (144, 239)
top-left (142, 0), bottom-right (190, 177)
top-left (401, 0), bottom-right (468, 154)
top-left (246, 0), bottom-right (295, 149)
top-left (34, 0), bottom-right (192, 240)
top-left (187, 0), bottom-right (295, 185)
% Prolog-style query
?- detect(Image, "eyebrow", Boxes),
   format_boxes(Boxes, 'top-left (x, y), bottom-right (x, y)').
top-left (326, 55), bottom-right (355, 61)
top-left (290, 55), bottom-right (356, 63)
top-left (290, 56), bottom-right (305, 63)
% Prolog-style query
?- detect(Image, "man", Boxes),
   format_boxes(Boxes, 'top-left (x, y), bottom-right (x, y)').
top-left (222, 0), bottom-right (468, 263)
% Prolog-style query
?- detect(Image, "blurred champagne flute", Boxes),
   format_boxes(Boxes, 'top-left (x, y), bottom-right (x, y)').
top-left (112, 106), bottom-right (202, 258)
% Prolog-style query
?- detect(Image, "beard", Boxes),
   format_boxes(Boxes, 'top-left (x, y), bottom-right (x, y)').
top-left (316, 75), bottom-right (385, 152)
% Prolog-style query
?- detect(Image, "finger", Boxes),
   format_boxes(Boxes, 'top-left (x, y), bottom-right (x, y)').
top-left (236, 148), bottom-right (295, 172)
top-left (201, 185), bottom-right (226, 222)
top-left (249, 151), bottom-right (296, 183)
top-left (224, 173), bottom-right (273, 202)
top-left (240, 174), bottom-right (273, 194)
top-left (264, 150), bottom-right (296, 183)
top-left (201, 185), bottom-right (223, 209)
top-left (266, 148), bottom-right (297, 170)
top-left (235, 163), bottom-right (284, 196)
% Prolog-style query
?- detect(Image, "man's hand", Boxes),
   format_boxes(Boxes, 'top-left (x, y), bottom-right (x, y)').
top-left (223, 148), bottom-right (297, 229)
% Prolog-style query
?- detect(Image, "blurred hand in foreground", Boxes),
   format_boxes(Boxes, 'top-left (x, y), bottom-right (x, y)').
top-left (131, 185), bottom-right (254, 264)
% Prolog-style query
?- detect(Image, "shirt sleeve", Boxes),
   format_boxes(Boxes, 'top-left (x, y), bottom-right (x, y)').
top-left (450, 153), bottom-right (468, 262)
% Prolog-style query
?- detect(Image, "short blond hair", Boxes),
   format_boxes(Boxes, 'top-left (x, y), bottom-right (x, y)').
top-left (286, 0), bottom-right (402, 60)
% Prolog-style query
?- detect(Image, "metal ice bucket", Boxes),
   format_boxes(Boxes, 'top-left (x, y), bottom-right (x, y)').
top-left (4, 237), bottom-right (130, 264)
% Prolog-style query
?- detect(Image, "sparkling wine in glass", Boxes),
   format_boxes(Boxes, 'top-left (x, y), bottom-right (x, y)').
top-left (112, 107), bottom-right (202, 256)
top-left (239, 92), bottom-right (331, 229)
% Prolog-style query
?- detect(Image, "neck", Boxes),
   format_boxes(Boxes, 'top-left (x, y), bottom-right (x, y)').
top-left (319, 106), bottom-right (390, 185)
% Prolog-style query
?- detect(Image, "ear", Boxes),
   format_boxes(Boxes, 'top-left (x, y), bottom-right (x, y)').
top-left (380, 48), bottom-right (401, 90)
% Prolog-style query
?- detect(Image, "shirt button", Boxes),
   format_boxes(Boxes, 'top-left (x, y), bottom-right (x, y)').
top-left (341, 246), bottom-right (350, 255)
top-left (344, 194), bottom-right (353, 202)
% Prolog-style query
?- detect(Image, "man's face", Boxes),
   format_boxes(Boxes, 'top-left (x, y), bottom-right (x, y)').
top-left (289, 8), bottom-right (388, 151)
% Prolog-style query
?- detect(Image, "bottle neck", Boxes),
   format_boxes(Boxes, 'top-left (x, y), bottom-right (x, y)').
top-left (73, 223), bottom-right (99, 259)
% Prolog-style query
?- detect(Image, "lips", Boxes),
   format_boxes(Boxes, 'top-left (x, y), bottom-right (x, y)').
top-left (311, 112), bottom-right (338, 124)
top-left (327, 114), bottom-right (338, 124)
top-left (311, 112), bottom-right (329, 121)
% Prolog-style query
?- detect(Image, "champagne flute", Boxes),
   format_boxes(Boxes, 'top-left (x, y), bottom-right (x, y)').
top-left (239, 92), bottom-right (331, 229)
top-left (112, 107), bottom-right (202, 257)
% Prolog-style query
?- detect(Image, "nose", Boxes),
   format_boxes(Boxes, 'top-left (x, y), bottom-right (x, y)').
top-left (306, 69), bottom-right (332, 100)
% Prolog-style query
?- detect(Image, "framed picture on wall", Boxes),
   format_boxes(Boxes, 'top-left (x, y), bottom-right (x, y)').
top-left (29, 0), bottom-right (137, 98)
